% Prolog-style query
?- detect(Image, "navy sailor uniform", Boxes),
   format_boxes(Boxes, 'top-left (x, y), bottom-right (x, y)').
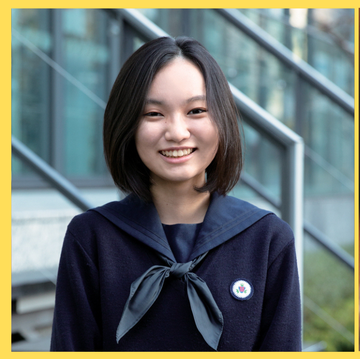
top-left (50, 192), bottom-right (302, 351)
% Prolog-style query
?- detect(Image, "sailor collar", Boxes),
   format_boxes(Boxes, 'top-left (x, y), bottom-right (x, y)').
top-left (90, 192), bottom-right (271, 263)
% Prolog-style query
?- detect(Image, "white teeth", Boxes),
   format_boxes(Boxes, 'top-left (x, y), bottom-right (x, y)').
top-left (161, 149), bottom-right (193, 158)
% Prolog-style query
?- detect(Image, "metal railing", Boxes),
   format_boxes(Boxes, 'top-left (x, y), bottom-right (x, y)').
top-left (12, 136), bottom-right (93, 212)
top-left (12, 8), bottom-right (306, 288)
top-left (11, 8), bottom-right (353, 351)
top-left (13, 9), bottom-right (305, 258)
top-left (103, 8), bottom-right (306, 294)
top-left (212, 9), bottom-right (354, 270)
top-left (114, 8), bottom-right (354, 271)
top-left (12, 7), bottom-right (353, 278)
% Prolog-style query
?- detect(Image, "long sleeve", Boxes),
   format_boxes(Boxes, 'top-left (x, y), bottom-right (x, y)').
top-left (258, 239), bottom-right (302, 351)
top-left (50, 227), bottom-right (102, 351)
top-left (49, 195), bottom-right (302, 351)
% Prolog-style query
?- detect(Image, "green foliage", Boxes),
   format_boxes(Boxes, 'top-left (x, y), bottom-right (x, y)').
top-left (303, 243), bottom-right (354, 351)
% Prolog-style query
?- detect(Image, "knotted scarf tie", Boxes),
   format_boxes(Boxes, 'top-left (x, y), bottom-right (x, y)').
top-left (116, 252), bottom-right (224, 350)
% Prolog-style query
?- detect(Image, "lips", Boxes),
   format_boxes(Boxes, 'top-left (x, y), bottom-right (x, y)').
top-left (160, 148), bottom-right (195, 158)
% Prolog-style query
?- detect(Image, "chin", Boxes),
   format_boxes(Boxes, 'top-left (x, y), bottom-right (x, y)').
top-left (154, 172), bottom-right (205, 187)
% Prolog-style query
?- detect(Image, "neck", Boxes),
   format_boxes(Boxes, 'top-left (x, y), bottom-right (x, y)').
top-left (151, 182), bottom-right (211, 225)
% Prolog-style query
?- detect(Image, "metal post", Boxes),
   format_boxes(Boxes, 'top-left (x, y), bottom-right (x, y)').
top-left (50, 9), bottom-right (64, 173)
top-left (281, 140), bottom-right (304, 294)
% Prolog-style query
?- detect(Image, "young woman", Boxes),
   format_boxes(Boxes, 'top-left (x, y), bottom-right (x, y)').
top-left (51, 36), bottom-right (301, 351)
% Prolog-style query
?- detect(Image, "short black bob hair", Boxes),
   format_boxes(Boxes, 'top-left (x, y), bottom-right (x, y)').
top-left (103, 36), bottom-right (243, 202)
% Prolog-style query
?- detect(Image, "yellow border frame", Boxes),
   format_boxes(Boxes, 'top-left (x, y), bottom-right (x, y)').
top-left (4, 3), bottom-right (359, 358)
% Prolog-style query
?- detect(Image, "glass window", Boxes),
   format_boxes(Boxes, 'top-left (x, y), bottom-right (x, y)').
top-left (62, 9), bottom-right (110, 178)
top-left (11, 9), bottom-right (51, 175)
top-left (239, 9), bottom-right (354, 96)
top-left (12, 9), bottom-right (115, 185)
top-left (301, 82), bottom-right (354, 196)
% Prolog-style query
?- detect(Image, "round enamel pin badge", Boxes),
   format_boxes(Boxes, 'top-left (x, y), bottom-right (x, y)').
top-left (230, 279), bottom-right (253, 300)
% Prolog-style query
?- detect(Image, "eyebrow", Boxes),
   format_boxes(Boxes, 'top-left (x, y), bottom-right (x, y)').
top-left (185, 95), bottom-right (206, 104)
top-left (145, 95), bottom-right (206, 106)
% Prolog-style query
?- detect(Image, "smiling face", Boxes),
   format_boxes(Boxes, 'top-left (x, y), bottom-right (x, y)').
top-left (135, 57), bottom-right (219, 190)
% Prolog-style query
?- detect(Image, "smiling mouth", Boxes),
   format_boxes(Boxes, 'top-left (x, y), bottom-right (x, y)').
top-left (160, 148), bottom-right (195, 158)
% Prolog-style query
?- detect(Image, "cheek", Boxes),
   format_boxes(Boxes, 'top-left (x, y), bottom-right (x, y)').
top-left (135, 122), bottom-right (159, 159)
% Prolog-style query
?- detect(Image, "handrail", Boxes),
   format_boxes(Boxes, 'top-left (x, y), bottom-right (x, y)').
top-left (12, 136), bottom-right (93, 212)
top-left (215, 9), bottom-right (354, 116)
top-left (113, 8), bottom-right (354, 275)
top-left (12, 8), bottom-right (351, 275)
top-left (229, 83), bottom-right (302, 146)
top-left (117, 8), bottom-right (168, 39)
top-left (116, 8), bottom-right (353, 192)
top-left (15, 8), bottom-right (351, 193)
top-left (304, 221), bottom-right (354, 270)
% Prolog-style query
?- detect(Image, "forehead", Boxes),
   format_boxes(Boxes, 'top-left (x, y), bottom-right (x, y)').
top-left (147, 58), bottom-right (205, 98)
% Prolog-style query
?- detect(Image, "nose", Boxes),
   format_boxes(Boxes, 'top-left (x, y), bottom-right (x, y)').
top-left (164, 115), bottom-right (190, 143)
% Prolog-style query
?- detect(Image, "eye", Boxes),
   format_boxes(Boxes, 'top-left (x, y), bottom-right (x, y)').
top-left (188, 108), bottom-right (207, 115)
top-left (144, 111), bottom-right (163, 117)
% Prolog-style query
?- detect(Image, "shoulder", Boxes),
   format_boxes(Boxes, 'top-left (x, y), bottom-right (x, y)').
top-left (223, 194), bottom-right (293, 238)
top-left (222, 195), bottom-right (295, 259)
top-left (65, 201), bottom-right (122, 247)
top-left (67, 207), bottom-right (110, 235)
top-left (207, 193), bottom-right (295, 254)
top-left (61, 200), bottom-right (130, 265)
top-left (252, 212), bottom-right (296, 267)
top-left (68, 198), bottom-right (129, 230)
top-left (254, 212), bottom-right (294, 240)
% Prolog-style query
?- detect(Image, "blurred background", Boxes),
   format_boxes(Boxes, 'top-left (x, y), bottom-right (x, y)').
top-left (11, 8), bottom-right (354, 351)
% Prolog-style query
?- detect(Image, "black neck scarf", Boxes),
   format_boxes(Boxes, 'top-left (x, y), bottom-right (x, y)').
top-left (116, 251), bottom-right (223, 351)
